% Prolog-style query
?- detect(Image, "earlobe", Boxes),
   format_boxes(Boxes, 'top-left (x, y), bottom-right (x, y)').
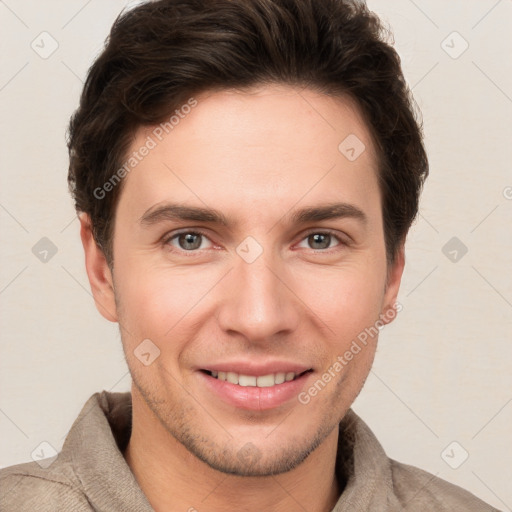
top-left (79, 214), bottom-right (118, 323)
top-left (381, 244), bottom-right (405, 325)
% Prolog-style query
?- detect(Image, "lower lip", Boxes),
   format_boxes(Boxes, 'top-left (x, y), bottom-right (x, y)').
top-left (198, 371), bottom-right (312, 411)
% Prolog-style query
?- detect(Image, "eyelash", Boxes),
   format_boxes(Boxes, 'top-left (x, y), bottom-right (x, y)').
top-left (162, 229), bottom-right (348, 256)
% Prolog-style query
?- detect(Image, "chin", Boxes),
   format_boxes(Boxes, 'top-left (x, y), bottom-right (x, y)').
top-left (190, 442), bottom-right (315, 477)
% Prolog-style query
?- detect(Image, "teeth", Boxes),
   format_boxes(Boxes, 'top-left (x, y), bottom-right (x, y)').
top-left (275, 372), bottom-right (285, 384)
top-left (226, 372), bottom-right (239, 384)
top-left (239, 375), bottom-right (257, 386)
top-left (212, 371), bottom-right (298, 387)
top-left (256, 374), bottom-right (275, 387)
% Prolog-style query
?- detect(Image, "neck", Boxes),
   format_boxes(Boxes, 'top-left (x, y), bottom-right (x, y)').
top-left (124, 386), bottom-right (342, 512)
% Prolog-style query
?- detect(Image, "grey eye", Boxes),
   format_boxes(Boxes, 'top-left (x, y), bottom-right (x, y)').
top-left (308, 233), bottom-right (332, 250)
top-left (177, 233), bottom-right (203, 250)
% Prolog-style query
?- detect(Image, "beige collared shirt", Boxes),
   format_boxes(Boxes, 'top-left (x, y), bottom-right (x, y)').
top-left (0, 391), bottom-right (499, 511)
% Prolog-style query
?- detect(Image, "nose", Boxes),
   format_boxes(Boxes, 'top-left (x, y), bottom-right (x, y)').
top-left (216, 249), bottom-right (301, 343)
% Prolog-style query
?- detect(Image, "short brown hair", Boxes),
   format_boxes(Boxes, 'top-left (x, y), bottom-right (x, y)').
top-left (67, 0), bottom-right (428, 266)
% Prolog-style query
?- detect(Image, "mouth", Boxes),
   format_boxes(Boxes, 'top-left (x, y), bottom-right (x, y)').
top-left (200, 369), bottom-right (313, 387)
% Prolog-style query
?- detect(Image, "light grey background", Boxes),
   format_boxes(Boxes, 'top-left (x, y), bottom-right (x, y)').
top-left (0, 0), bottom-right (511, 509)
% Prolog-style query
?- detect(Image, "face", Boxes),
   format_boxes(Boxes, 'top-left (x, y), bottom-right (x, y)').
top-left (83, 85), bottom-right (404, 476)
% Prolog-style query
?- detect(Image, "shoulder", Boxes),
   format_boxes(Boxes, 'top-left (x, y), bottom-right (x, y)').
top-left (338, 410), bottom-right (500, 511)
top-left (389, 458), bottom-right (500, 511)
top-left (0, 459), bottom-right (91, 512)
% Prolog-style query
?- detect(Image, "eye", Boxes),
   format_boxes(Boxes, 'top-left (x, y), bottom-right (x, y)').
top-left (297, 232), bottom-right (342, 251)
top-left (165, 231), bottom-right (214, 251)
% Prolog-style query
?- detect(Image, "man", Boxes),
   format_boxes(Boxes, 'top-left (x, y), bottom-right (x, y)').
top-left (0, 0), bottom-right (499, 510)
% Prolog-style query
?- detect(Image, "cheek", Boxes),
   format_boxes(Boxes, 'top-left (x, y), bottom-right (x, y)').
top-left (291, 263), bottom-right (385, 340)
top-left (114, 261), bottom-right (218, 343)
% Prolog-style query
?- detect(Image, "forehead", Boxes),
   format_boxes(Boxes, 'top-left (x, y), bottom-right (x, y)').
top-left (118, 85), bottom-right (381, 226)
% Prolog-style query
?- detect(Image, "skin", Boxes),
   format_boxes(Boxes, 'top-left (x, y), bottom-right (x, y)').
top-left (80, 84), bottom-right (405, 512)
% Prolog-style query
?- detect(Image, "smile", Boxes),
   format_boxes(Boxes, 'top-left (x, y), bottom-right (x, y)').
top-left (204, 370), bottom-right (311, 387)
top-left (198, 364), bottom-right (314, 410)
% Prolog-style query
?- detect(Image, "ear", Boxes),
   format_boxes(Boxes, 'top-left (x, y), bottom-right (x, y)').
top-left (79, 213), bottom-right (118, 323)
top-left (380, 243), bottom-right (405, 325)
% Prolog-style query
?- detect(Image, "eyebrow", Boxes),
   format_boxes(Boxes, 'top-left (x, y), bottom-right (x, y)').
top-left (289, 202), bottom-right (367, 226)
top-left (139, 203), bottom-right (230, 227)
top-left (139, 201), bottom-right (367, 228)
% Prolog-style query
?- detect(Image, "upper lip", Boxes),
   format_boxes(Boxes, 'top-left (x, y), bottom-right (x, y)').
top-left (198, 361), bottom-right (313, 377)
